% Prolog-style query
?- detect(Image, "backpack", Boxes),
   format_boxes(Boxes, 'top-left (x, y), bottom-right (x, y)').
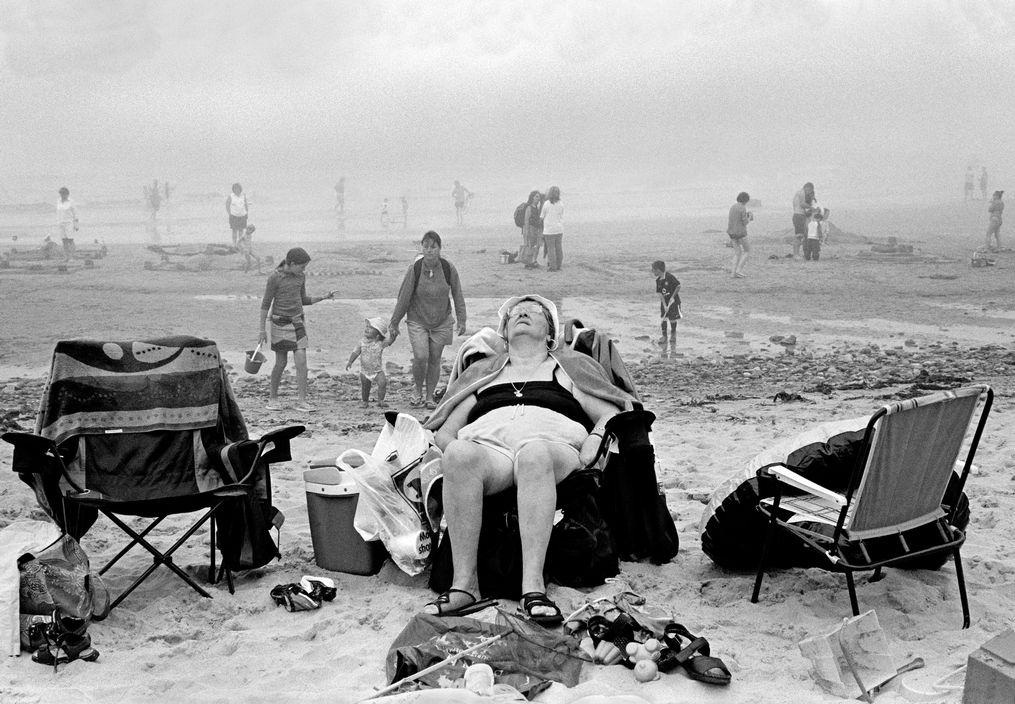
top-left (513, 202), bottom-right (528, 228)
top-left (412, 257), bottom-right (452, 295)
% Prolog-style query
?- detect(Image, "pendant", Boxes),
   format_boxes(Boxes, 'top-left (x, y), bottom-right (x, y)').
top-left (514, 389), bottom-right (523, 398)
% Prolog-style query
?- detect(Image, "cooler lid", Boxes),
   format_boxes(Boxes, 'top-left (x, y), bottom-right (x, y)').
top-left (303, 467), bottom-right (358, 496)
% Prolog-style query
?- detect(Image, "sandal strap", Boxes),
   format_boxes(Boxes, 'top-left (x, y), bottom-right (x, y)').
top-left (520, 591), bottom-right (562, 615)
top-left (427, 588), bottom-right (479, 615)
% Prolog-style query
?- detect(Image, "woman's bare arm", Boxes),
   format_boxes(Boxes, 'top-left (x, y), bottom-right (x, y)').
top-left (433, 394), bottom-right (478, 451)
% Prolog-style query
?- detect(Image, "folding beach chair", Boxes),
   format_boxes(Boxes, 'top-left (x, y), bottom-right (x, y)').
top-left (750, 385), bottom-right (993, 628)
top-left (3, 336), bottom-right (304, 611)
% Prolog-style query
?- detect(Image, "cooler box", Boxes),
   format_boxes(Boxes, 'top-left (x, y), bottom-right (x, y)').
top-left (304, 466), bottom-right (387, 575)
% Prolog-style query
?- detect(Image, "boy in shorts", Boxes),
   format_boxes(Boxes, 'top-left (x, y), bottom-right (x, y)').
top-left (651, 260), bottom-right (682, 351)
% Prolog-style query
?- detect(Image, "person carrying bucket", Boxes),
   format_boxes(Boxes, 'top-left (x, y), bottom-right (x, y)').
top-left (257, 247), bottom-right (335, 412)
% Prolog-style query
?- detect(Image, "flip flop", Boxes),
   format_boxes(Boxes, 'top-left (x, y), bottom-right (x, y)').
top-left (520, 591), bottom-right (564, 626)
top-left (586, 613), bottom-right (637, 669)
top-left (300, 575), bottom-right (337, 602)
top-left (658, 622), bottom-right (731, 685)
top-left (424, 588), bottom-right (497, 617)
top-left (270, 583), bottom-right (321, 612)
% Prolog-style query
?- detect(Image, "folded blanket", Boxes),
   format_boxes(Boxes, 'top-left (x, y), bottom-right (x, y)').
top-left (37, 336), bottom-right (246, 445)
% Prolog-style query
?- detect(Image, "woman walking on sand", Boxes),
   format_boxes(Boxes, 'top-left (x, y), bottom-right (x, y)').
top-left (727, 191), bottom-right (752, 277)
top-left (226, 183), bottom-right (249, 246)
top-left (56, 187), bottom-right (78, 261)
top-left (986, 190), bottom-right (1004, 252)
top-left (388, 230), bottom-right (467, 409)
top-left (540, 186), bottom-right (564, 271)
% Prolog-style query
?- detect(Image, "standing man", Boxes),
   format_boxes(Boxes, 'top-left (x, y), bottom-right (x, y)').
top-left (792, 182), bottom-right (815, 259)
top-left (56, 186), bottom-right (79, 262)
top-left (226, 183), bottom-right (249, 246)
top-left (452, 180), bottom-right (472, 226)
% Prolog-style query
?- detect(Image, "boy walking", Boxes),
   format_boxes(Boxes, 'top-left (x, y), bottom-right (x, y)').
top-left (652, 260), bottom-right (682, 351)
top-left (803, 209), bottom-right (828, 261)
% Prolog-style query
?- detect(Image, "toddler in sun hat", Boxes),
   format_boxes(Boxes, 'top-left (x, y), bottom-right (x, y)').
top-left (346, 317), bottom-right (394, 408)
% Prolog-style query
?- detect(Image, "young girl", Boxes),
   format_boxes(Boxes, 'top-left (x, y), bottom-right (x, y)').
top-left (346, 318), bottom-right (393, 407)
top-left (258, 247), bottom-right (335, 412)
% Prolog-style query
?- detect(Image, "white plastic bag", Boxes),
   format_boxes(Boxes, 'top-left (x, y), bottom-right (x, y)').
top-left (337, 414), bottom-right (442, 575)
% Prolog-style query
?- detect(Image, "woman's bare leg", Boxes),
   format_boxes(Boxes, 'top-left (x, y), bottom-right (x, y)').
top-left (425, 340), bottom-right (446, 403)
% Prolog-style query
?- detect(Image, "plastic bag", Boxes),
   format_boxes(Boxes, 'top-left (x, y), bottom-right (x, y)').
top-left (339, 445), bottom-right (441, 576)
top-left (19, 534), bottom-right (109, 623)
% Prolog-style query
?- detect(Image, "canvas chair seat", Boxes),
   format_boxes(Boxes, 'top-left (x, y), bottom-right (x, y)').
top-left (4, 336), bottom-right (304, 611)
top-left (751, 385), bottom-right (993, 628)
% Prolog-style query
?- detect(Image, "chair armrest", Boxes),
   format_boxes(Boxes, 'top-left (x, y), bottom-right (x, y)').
top-left (256, 425), bottom-right (306, 466)
top-left (760, 463), bottom-right (846, 507)
top-left (2, 431), bottom-right (58, 473)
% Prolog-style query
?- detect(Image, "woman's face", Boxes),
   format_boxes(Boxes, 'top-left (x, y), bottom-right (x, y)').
top-left (421, 239), bottom-right (441, 262)
top-left (530, 193), bottom-right (541, 206)
top-left (506, 301), bottom-right (550, 344)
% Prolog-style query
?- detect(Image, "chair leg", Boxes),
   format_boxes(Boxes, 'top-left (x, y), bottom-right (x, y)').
top-left (844, 570), bottom-right (860, 616)
top-left (751, 514), bottom-right (778, 604)
top-left (209, 516), bottom-right (217, 583)
top-left (953, 548), bottom-right (970, 629)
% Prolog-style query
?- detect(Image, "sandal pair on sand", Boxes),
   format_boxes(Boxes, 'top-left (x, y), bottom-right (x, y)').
top-left (424, 589), bottom-right (564, 626)
top-left (408, 395), bottom-right (437, 410)
top-left (585, 614), bottom-right (730, 685)
top-left (270, 576), bottom-right (337, 612)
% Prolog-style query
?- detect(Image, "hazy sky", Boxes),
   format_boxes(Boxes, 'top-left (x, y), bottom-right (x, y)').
top-left (3, 0), bottom-right (1014, 198)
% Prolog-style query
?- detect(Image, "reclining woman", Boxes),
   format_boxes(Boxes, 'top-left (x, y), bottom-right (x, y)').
top-left (422, 294), bottom-right (636, 624)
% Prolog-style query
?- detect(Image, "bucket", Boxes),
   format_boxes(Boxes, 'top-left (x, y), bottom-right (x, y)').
top-left (500, 252), bottom-right (510, 264)
top-left (244, 343), bottom-right (266, 374)
top-left (304, 466), bottom-right (387, 575)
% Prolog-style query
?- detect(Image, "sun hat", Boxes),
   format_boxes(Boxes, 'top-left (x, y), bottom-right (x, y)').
top-left (497, 294), bottom-right (561, 349)
top-left (366, 317), bottom-right (388, 338)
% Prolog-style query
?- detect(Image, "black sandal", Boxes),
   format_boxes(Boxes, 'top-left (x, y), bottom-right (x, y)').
top-left (424, 588), bottom-right (497, 617)
top-left (658, 622), bottom-right (732, 685)
top-left (520, 591), bottom-right (564, 626)
top-left (270, 583), bottom-right (321, 612)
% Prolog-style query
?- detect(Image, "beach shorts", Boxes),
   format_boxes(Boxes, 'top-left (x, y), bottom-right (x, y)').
top-left (229, 214), bottom-right (248, 232)
top-left (407, 318), bottom-right (453, 358)
top-left (270, 314), bottom-right (308, 352)
top-left (792, 214), bottom-right (807, 238)
top-left (457, 405), bottom-right (586, 464)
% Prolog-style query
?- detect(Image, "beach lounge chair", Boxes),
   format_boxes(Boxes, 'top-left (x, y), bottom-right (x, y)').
top-left (750, 385), bottom-right (993, 628)
top-left (3, 336), bottom-right (303, 610)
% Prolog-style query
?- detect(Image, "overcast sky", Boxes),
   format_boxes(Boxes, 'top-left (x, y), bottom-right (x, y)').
top-left (3, 0), bottom-right (1014, 199)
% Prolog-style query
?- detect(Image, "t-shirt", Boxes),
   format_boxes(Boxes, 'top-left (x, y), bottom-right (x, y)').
top-left (727, 202), bottom-right (749, 237)
top-left (228, 193), bottom-right (248, 217)
top-left (56, 199), bottom-right (76, 224)
top-left (389, 257), bottom-right (467, 330)
top-left (988, 200), bottom-right (1004, 220)
top-left (792, 189), bottom-right (809, 215)
top-left (807, 220), bottom-right (826, 239)
top-left (655, 272), bottom-right (680, 303)
top-left (540, 200), bottom-right (564, 235)
top-left (261, 267), bottom-right (310, 318)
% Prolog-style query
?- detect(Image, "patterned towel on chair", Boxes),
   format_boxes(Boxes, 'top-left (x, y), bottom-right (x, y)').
top-left (37, 336), bottom-right (247, 445)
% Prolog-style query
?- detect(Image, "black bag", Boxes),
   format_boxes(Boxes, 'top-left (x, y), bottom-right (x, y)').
top-left (215, 495), bottom-right (284, 571)
top-left (599, 410), bottom-right (679, 564)
top-left (513, 202), bottom-right (528, 228)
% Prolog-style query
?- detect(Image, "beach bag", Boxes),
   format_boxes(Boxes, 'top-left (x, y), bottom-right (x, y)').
top-left (18, 534), bottom-right (109, 623)
top-left (513, 202), bottom-right (528, 228)
top-left (215, 495), bottom-right (284, 571)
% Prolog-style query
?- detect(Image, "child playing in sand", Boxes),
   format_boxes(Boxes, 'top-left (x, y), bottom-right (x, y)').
top-left (651, 260), bottom-right (682, 351)
top-left (346, 317), bottom-right (393, 408)
top-left (803, 209), bottom-right (829, 261)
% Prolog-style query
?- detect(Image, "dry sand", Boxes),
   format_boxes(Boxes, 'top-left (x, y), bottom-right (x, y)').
top-left (1, 204), bottom-right (1014, 703)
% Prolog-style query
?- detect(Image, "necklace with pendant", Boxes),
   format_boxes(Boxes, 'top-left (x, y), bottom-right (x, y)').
top-left (509, 379), bottom-right (527, 398)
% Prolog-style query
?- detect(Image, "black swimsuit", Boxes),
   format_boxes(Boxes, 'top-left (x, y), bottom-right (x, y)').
top-left (467, 376), bottom-right (592, 431)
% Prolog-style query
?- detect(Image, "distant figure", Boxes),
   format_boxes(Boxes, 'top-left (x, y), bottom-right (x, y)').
top-left (346, 317), bottom-right (394, 408)
top-left (401, 195), bottom-right (408, 229)
top-left (979, 168), bottom-right (989, 200)
top-left (986, 190), bottom-right (1004, 252)
top-left (727, 191), bottom-right (752, 277)
top-left (226, 183), bottom-right (249, 246)
top-left (804, 208), bottom-right (829, 261)
top-left (143, 179), bottom-right (162, 220)
top-left (381, 198), bottom-right (391, 229)
top-left (540, 186), bottom-right (565, 271)
top-left (56, 186), bottom-right (78, 261)
top-left (520, 190), bottom-right (543, 269)
top-left (238, 224), bottom-right (260, 274)
top-left (452, 180), bottom-right (472, 226)
top-left (964, 167), bottom-right (975, 201)
top-left (651, 260), bottom-right (682, 351)
top-left (791, 182), bottom-right (816, 258)
top-left (335, 177), bottom-right (345, 214)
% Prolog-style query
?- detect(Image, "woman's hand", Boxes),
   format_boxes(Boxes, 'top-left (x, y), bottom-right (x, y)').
top-left (456, 321), bottom-right (466, 336)
top-left (579, 432), bottom-right (603, 468)
top-left (258, 330), bottom-right (267, 344)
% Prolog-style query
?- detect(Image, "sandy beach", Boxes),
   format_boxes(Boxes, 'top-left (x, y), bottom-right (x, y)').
top-left (2, 202), bottom-right (1014, 703)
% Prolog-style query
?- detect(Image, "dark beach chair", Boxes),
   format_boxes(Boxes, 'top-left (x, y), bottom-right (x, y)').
top-left (750, 385), bottom-right (992, 628)
top-left (3, 336), bottom-right (304, 610)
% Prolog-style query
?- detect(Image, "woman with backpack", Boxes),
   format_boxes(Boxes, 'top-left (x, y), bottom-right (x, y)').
top-left (540, 186), bottom-right (565, 271)
top-left (519, 190), bottom-right (543, 269)
top-left (388, 231), bottom-right (467, 409)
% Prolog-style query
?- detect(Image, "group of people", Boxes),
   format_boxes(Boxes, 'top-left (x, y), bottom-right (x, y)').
top-left (515, 186), bottom-right (565, 271)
